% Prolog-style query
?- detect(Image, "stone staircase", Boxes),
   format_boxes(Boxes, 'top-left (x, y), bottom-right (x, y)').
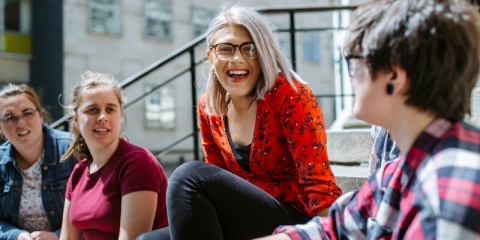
top-left (327, 129), bottom-right (371, 193)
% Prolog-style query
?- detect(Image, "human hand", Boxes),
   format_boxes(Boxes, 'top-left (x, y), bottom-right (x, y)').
top-left (30, 231), bottom-right (59, 240)
top-left (253, 233), bottom-right (291, 240)
top-left (17, 232), bottom-right (32, 240)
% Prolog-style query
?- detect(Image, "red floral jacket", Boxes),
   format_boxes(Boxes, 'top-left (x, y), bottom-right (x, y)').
top-left (198, 74), bottom-right (342, 217)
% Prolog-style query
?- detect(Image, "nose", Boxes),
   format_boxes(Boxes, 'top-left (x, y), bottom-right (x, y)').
top-left (16, 116), bottom-right (27, 125)
top-left (97, 111), bottom-right (108, 122)
top-left (231, 48), bottom-right (244, 61)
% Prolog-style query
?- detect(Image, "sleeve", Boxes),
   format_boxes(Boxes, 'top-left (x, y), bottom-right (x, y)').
top-left (405, 150), bottom-right (480, 239)
top-left (273, 169), bottom-right (388, 240)
top-left (278, 82), bottom-right (342, 213)
top-left (369, 125), bottom-right (381, 175)
top-left (0, 220), bottom-right (28, 240)
top-left (197, 96), bottom-right (227, 168)
top-left (118, 150), bottom-right (168, 196)
top-left (65, 161), bottom-right (85, 201)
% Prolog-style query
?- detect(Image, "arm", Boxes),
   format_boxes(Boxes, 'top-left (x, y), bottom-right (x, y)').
top-left (279, 82), bottom-right (341, 214)
top-left (267, 158), bottom-right (400, 240)
top-left (0, 220), bottom-right (29, 240)
top-left (59, 200), bottom-right (82, 240)
top-left (118, 191), bottom-right (157, 240)
top-left (197, 96), bottom-right (227, 168)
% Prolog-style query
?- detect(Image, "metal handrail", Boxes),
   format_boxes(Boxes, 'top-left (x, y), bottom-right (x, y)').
top-left (51, 5), bottom-right (360, 161)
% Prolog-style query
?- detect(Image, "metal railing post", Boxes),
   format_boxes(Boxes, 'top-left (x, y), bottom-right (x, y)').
top-left (288, 11), bottom-right (297, 71)
top-left (189, 48), bottom-right (200, 161)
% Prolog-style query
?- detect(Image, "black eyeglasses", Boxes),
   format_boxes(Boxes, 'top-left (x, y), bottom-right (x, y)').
top-left (210, 42), bottom-right (257, 60)
top-left (345, 54), bottom-right (367, 78)
top-left (0, 109), bottom-right (38, 126)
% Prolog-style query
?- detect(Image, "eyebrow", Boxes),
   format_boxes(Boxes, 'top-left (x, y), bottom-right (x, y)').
top-left (84, 103), bottom-right (120, 108)
top-left (3, 108), bottom-right (35, 117)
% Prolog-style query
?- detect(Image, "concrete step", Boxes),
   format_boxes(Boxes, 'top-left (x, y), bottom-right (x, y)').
top-left (162, 162), bottom-right (370, 194)
top-left (331, 163), bottom-right (369, 193)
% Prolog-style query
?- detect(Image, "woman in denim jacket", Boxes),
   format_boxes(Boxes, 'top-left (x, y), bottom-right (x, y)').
top-left (0, 84), bottom-right (77, 240)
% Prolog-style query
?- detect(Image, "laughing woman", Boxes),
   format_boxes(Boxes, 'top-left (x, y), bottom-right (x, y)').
top-left (138, 5), bottom-right (342, 240)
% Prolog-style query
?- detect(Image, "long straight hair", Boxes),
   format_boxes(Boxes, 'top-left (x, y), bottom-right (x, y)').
top-left (204, 5), bottom-right (304, 115)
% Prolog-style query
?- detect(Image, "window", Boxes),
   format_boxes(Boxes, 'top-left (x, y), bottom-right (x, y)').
top-left (277, 33), bottom-right (291, 60)
top-left (89, 0), bottom-right (121, 35)
top-left (145, 0), bottom-right (172, 41)
top-left (4, 0), bottom-right (20, 31)
top-left (2, 0), bottom-right (31, 54)
top-left (145, 86), bottom-right (176, 129)
top-left (192, 6), bottom-right (216, 37)
top-left (302, 32), bottom-right (320, 63)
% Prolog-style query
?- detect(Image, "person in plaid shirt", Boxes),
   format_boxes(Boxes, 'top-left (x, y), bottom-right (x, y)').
top-left (257, 0), bottom-right (480, 239)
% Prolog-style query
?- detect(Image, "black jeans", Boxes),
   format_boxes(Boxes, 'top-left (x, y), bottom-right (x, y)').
top-left (137, 161), bottom-right (310, 240)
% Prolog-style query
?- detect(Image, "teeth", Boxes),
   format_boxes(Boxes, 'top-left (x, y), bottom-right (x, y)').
top-left (228, 70), bottom-right (248, 75)
top-left (94, 129), bottom-right (108, 132)
top-left (19, 130), bottom-right (29, 136)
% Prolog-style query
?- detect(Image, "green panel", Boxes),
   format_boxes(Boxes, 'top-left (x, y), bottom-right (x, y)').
top-left (3, 32), bottom-right (32, 54)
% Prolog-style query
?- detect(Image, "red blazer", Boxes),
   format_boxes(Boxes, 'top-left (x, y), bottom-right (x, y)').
top-left (198, 74), bottom-right (342, 217)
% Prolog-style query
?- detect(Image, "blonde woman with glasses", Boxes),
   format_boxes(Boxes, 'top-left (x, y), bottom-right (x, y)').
top-left (0, 84), bottom-right (77, 240)
top-left (138, 5), bottom-right (341, 240)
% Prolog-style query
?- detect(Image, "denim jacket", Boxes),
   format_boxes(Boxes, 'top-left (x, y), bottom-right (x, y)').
top-left (0, 124), bottom-right (77, 240)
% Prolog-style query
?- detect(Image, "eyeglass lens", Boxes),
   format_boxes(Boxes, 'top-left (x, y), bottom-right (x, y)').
top-left (2, 109), bottom-right (36, 125)
top-left (213, 43), bottom-right (257, 59)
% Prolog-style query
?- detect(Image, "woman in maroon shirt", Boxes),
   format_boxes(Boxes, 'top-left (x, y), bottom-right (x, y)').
top-left (59, 71), bottom-right (168, 240)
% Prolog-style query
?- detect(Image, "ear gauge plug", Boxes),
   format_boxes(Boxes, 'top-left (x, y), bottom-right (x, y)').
top-left (386, 83), bottom-right (394, 95)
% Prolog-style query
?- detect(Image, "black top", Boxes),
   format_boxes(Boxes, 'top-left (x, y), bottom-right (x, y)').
top-left (223, 116), bottom-right (251, 172)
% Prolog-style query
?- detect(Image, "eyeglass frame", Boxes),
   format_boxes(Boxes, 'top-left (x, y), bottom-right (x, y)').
top-left (0, 108), bottom-right (38, 126)
top-left (345, 54), bottom-right (368, 78)
top-left (209, 42), bottom-right (258, 60)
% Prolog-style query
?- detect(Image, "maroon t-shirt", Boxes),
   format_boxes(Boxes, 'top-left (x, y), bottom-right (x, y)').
top-left (66, 139), bottom-right (168, 240)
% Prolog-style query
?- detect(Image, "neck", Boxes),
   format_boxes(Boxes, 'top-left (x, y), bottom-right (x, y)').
top-left (89, 138), bottom-right (120, 170)
top-left (15, 134), bottom-right (45, 170)
top-left (386, 108), bottom-right (436, 155)
top-left (229, 96), bottom-right (256, 115)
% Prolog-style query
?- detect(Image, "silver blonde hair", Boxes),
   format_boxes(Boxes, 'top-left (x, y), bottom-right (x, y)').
top-left (204, 5), bottom-right (304, 115)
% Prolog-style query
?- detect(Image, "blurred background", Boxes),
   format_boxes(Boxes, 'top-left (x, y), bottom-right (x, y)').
top-left (0, 0), bottom-right (479, 169)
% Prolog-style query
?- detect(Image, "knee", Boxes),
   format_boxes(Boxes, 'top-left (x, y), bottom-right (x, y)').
top-left (170, 161), bottom-right (207, 181)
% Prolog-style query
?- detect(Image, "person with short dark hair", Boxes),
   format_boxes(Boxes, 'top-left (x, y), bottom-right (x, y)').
top-left (258, 0), bottom-right (480, 239)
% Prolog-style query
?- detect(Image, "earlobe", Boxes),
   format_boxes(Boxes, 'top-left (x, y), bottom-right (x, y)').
top-left (388, 66), bottom-right (408, 95)
top-left (72, 114), bottom-right (78, 128)
top-left (206, 49), bottom-right (213, 63)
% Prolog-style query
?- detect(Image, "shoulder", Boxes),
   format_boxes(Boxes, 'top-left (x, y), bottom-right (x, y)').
top-left (45, 124), bottom-right (72, 139)
top-left (71, 158), bottom-right (89, 176)
top-left (0, 141), bottom-right (13, 164)
top-left (45, 125), bottom-right (73, 149)
top-left (267, 74), bottom-right (312, 99)
top-left (118, 140), bottom-right (159, 165)
top-left (197, 94), bottom-right (209, 114)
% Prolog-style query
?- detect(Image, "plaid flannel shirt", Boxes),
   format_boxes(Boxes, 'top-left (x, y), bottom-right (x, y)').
top-left (274, 118), bottom-right (480, 239)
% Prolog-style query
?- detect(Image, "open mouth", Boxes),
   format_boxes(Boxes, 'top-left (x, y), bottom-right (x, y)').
top-left (93, 128), bottom-right (110, 133)
top-left (227, 70), bottom-right (250, 79)
top-left (18, 130), bottom-right (30, 137)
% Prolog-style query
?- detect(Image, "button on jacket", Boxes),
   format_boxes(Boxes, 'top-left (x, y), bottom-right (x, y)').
top-left (0, 124), bottom-right (77, 240)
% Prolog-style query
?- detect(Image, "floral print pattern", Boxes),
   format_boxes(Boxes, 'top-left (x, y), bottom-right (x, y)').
top-left (198, 74), bottom-right (342, 217)
top-left (18, 154), bottom-right (52, 232)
